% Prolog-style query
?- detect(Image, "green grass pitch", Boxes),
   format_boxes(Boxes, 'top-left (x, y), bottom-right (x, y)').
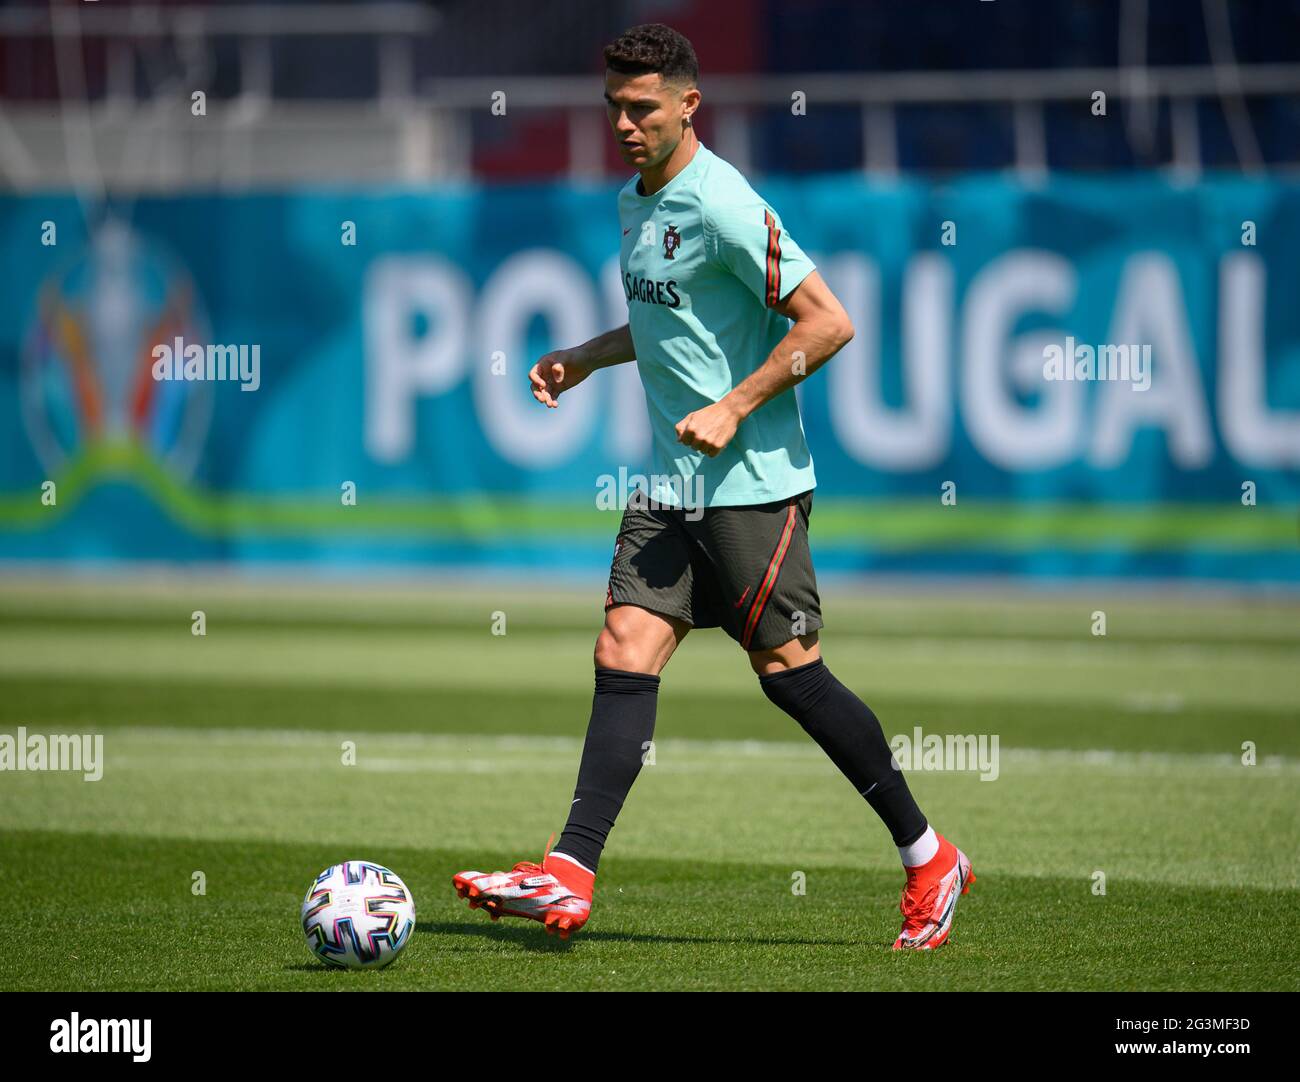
top-left (0, 578), bottom-right (1296, 991)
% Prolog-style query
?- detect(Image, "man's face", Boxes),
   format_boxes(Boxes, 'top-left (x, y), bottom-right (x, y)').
top-left (604, 70), bottom-right (694, 169)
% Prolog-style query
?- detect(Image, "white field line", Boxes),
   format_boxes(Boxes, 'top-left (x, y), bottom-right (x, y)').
top-left (95, 726), bottom-right (1300, 776)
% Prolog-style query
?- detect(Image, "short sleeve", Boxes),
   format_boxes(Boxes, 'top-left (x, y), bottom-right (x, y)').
top-left (705, 200), bottom-right (816, 308)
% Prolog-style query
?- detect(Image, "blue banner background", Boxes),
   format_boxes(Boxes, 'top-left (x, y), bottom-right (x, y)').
top-left (1, 174), bottom-right (1297, 580)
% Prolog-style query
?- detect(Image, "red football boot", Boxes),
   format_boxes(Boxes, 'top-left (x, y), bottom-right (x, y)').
top-left (453, 845), bottom-right (594, 941)
top-left (893, 833), bottom-right (975, 951)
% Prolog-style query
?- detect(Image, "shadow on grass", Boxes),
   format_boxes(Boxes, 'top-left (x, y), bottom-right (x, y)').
top-left (282, 963), bottom-right (427, 976)
top-left (417, 919), bottom-right (858, 950)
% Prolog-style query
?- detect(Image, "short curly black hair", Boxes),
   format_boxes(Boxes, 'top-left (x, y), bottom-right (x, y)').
top-left (603, 23), bottom-right (699, 86)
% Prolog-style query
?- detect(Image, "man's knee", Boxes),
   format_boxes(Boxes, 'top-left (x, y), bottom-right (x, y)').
top-left (593, 624), bottom-right (636, 671)
top-left (593, 605), bottom-right (686, 675)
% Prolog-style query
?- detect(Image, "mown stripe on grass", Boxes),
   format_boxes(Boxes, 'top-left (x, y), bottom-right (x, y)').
top-left (0, 625), bottom-right (1294, 713)
top-left (97, 726), bottom-right (1300, 772)
top-left (6, 607), bottom-right (1300, 649)
top-left (6, 676), bottom-right (1297, 758)
top-left (2, 731), bottom-right (1294, 891)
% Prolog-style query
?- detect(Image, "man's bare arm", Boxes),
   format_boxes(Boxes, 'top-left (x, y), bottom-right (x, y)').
top-left (579, 323), bottom-right (637, 370)
top-left (674, 271), bottom-right (854, 455)
top-left (529, 324), bottom-right (636, 408)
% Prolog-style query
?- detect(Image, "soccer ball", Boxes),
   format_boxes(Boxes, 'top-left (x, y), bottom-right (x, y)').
top-left (300, 861), bottom-right (416, 970)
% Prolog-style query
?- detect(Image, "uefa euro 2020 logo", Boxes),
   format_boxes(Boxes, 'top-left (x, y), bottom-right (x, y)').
top-left (21, 217), bottom-right (213, 482)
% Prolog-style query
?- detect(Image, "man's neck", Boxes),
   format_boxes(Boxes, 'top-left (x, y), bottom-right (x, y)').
top-left (637, 129), bottom-right (700, 196)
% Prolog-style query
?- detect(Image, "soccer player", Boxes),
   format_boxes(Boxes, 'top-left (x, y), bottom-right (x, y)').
top-left (453, 24), bottom-right (973, 951)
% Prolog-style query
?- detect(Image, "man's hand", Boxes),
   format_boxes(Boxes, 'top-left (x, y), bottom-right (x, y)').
top-left (675, 400), bottom-right (743, 457)
top-left (528, 349), bottom-right (592, 408)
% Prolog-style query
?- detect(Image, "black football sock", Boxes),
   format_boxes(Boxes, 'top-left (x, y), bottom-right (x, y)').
top-left (759, 658), bottom-right (928, 847)
top-left (553, 667), bottom-right (660, 874)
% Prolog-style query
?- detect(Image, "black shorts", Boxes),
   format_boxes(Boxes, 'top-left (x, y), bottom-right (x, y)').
top-left (603, 489), bottom-right (823, 652)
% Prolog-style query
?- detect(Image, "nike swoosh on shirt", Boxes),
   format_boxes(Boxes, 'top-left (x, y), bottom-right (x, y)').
top-left (623, 228), bottom-right (632, 235)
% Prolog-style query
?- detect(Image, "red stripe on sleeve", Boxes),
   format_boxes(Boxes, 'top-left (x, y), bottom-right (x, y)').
top-left (764, 209), bottom-right (782, 307)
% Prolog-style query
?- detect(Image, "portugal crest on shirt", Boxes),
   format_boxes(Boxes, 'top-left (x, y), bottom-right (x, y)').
top-left (662, 224), bottom-right (681, 260)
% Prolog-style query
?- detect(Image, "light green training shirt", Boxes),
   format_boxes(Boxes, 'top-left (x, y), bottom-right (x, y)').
top-left (617, 142), bottom-right (817, 508)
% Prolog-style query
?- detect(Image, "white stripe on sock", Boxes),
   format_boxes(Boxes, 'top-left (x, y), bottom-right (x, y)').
top-left (548, 850), bottom-right (595, 876)
top-left (898, 825), bottom-right (939, 868)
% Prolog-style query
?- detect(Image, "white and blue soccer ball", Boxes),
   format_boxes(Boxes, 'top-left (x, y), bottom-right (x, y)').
top-left (301, 861), bottom-right (416, 970)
